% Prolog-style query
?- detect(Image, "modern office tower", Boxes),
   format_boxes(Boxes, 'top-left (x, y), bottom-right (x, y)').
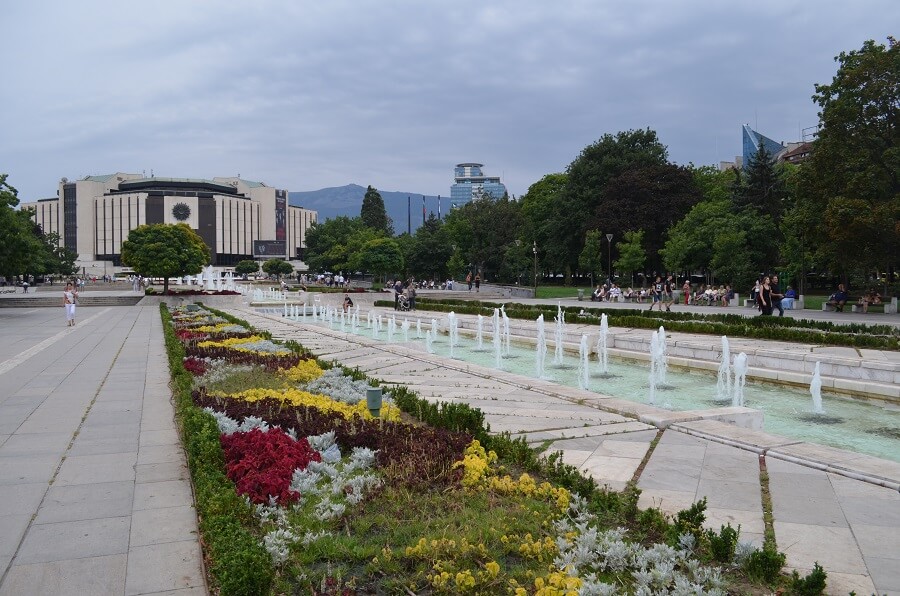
top-left (449, 163), bottom-right (507, 209)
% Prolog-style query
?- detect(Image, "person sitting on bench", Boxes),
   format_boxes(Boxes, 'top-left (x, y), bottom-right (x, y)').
top-left (782, 286), bottom-right (797, 310)
top-left (857, 289), bottom-right (881, 313)
top-left (826, 284), bottom-right (849, 312)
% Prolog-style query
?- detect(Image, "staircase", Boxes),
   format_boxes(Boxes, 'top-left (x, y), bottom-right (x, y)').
top-left (0, 295), bottom-right (144, 308)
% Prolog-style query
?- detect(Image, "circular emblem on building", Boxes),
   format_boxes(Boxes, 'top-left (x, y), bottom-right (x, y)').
top-left (172, 202), bottom-right (191, 221)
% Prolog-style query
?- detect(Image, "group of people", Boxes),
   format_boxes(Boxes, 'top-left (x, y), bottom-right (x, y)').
top-left (750, 275), bottom-right (793, 316)
top-left (689, 284), bottom-right (735, 307)
top-left (856, 289), bottom-right (882, 313)
top-left (590, 283), bottom-right (623, 302)
top-left (465, 272), bottom-right (482, 292)
top-left (390, 278), bottom-right (417, 311)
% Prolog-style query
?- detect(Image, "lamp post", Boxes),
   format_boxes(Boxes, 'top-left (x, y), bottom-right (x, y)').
top-left (606, 233), bottom-right (613, 285)
top-left (532, 241), bottom-right (538, 294)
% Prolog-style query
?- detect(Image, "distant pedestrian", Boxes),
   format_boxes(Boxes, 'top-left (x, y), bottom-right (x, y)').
top-left (63, 282), bottom-right (77, 326)
top-left (682, 279), bottom-right (691, 305)
top-left (758, 276), bottom-right (773, 316)
top-left (771, 275), bottom-right (784, 317)
top-left (664, 274), bottom-right (674, 312)
top-left (474, 273), bottom-right (481, 293)
top-left (466, 272), bottom-right (473, 291)
top-left (648, 275), bottom-right (663, 311)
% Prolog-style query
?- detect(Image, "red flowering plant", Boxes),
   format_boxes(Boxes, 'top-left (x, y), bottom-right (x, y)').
top-left (220, 427), bottom-right (322, 505)
top-left (185, 346), bottom-right (310, 372)
top-left (176, 329), bottom-right (209, 342)
top-left (182, 357), bottom-right (208, 376)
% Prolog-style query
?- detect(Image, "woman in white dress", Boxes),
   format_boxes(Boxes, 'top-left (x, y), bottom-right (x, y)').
top-left (63, 282), bottom-right (77, 326)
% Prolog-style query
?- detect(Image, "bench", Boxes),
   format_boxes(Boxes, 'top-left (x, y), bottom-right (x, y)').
top-left (0, 288), bottom-right (17, 294)
top-left (851, 303), bottom-right (885, 313)
top-left (851, 297), bottom-right (896, 313)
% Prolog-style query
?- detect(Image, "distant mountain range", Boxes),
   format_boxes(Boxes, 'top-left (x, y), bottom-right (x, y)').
top-left (289, 184), bottom-right (446, 234)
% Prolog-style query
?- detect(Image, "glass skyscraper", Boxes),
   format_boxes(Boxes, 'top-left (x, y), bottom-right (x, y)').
top-left (449, 163), bottom-right (507, 209)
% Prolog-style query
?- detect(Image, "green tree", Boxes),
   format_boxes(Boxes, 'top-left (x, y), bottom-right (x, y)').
top-left (592, 163), bottom-right (702, 273)
top-left (614, 230), bottom-right (647, 288)
top-left (578, 229), bottom-right (604, 285)
top-left (520, 173), bottom-right (568, 272)
top-left (304, 216), bottom-right (368, 273)
top-left (121, 223), bottom-right (210, 293)
top-left (0, 174), bottom-right (47, 281)
top-left (393, 232), bottom-right (415, 280)
top-left (798, 37), bottom-right (900, 282)
top-left (360, 185), bottom-right (394, 236)
top-left (443, 194), bottom-right (523, 282)
top-left (552, 129), bottom-right (670, 280)
top-left (736, 141), bottom-right (788, 223)
top-left (234, 259), bottom-right (260, 277)
top-left (356, 237), bottom-right (403, 281)
top-left (39, 232), bottom-right (78, 277)
top-left (408, 214), bottom-right (453, 282)
top-left (661, 200), bottom-right (733, 275)
top-left (262, 259), bottom-right (293, 278)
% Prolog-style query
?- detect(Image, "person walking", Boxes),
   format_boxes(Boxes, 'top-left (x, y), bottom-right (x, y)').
top-left (682, 279), bottom-right (691, 305)
top-left (758, 276), bottom-right (773, 316)
top-left (648, 275), bottom-right (663, 311)
top-left (474, 273), bottom-right (481, 293)
top-left (466, 272), bottom-right (473, 291)
top-left (63, 282), bottom-right (77, 326)
top-left (771, 275), bottom-right (785, 317)
top-left (664, 274), bottom-right (674, 312)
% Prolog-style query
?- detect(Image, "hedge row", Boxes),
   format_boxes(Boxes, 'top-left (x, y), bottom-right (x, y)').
top-left (372, 298), bottom-right (899, 350)
top-left (160, 305), bottom-right (274, 595)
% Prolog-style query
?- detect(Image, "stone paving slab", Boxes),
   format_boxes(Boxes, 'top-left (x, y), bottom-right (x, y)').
top-left (0, 306), bottom-right (205, 595)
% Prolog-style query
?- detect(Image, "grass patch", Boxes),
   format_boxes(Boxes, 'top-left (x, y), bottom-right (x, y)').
top-left (535, 286), bottom-right (592, 299)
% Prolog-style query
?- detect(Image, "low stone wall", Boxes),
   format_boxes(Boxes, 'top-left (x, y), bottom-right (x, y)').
top-left (138, 294), bottom-right (246, 308)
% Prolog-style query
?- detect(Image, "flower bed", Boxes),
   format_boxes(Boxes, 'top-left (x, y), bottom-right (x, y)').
top-left (162, 304), bottom-right (823, 595)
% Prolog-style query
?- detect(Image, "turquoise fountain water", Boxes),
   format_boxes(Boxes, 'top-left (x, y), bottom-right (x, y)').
top-left (272, 308), bottom-right (900, 463)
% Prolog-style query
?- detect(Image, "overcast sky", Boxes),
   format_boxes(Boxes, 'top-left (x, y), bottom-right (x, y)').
top-left (1, 1), bottom-right (895, 202)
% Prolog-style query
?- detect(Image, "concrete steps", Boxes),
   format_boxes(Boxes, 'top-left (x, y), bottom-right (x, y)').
top-left (0, 295), bottom-right (143, 308)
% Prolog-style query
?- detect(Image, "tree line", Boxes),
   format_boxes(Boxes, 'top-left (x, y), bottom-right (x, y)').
top-left (304, 39), bottom-right (898, 294)
top-left (0, 174), bottom-right (78, 284)
top-left (2, 39), bottom-right (895, 295)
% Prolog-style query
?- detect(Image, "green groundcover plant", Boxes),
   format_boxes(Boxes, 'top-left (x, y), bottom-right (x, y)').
top-left (160, 303), bottom-right (828, 595)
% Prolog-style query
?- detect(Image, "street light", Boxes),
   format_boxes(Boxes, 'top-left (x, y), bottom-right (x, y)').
top-left (606, 233), bottom-right (613, 284)
top-left (532, 241), bottom-right (538, 293)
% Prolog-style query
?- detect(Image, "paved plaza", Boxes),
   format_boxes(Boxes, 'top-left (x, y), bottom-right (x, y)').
top-left (0, 305), bottom-right (205, 595)
top-left (1, 292), bottom-right (898, 595)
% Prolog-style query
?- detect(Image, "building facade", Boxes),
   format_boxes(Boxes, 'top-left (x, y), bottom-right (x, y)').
top-left (449, 163), bottom-right (507, 209)
top-left (720, 125), bottom-right (814, 171)
top-left (24, 173), bottom-right (317, 274)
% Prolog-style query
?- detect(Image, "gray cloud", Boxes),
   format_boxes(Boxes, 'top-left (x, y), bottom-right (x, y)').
top-left (1, 0), bottom-right (896, 201)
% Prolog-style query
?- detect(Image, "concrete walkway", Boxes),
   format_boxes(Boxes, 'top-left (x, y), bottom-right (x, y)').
top-left (0, 305), bottom-right (205, 595)
top-left (229, 303), bottom-right (900, 596)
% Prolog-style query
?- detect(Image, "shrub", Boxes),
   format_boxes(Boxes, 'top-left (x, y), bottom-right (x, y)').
top-left (707, 523), bottom-right (740, 564)
top-left (744, 544), bottom-right (786, 584)
top-left (789, 562), bottom-right (827, 595)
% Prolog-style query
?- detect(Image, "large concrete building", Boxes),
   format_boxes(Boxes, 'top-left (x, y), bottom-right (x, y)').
top-left (23, 173), bottom-right (317, 274)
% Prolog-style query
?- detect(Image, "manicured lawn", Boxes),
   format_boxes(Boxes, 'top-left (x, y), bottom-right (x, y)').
top-left (535, 286), bottom-right (592, 299)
